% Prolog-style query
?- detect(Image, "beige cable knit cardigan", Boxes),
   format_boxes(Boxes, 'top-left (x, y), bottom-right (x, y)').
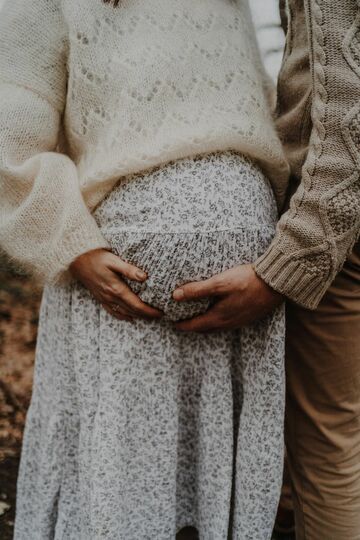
top-left (255, 0), bottom-right (360, 308)
top-left (0, 0), bottom-right (289, 284)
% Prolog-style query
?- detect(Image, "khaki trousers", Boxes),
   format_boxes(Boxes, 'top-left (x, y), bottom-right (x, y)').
top-left (286, 241), bottom-right (360, 539)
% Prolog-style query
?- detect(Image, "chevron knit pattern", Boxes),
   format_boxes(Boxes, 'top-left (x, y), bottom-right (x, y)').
top-left (0, 0), bottom-right (289, 284)
top-left (255, 0), bottom-right (360, 308)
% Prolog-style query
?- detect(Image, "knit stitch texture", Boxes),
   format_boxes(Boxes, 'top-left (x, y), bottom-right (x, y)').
top-left (0, 0), bottom-right (289, 284)
top-left (255, 0), bottom-right (360, 308)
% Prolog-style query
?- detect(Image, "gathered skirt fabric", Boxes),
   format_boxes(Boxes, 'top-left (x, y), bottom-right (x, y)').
top-left (14, 152), bottom-right (285, 540)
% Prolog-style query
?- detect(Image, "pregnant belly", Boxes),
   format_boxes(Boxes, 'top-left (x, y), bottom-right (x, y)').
top-left (93, 151), bottom-right (278, 321)
top-left (106, 228), bottom-right (273, 322)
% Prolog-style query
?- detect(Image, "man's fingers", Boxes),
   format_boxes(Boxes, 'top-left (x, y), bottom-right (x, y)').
top-left (173, 276), bottom-right (223, 303)
top-left (107, 253), bottom-right (147, 283)
top-left (174, 308), bottom-right (225, 333)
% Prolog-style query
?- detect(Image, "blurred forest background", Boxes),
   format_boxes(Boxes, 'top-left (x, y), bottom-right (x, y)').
top-left (0, 1), bottom-right (286, 538)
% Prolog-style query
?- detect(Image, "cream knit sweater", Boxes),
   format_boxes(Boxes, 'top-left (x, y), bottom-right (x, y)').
top-left (0, 0), bottom-right (289, 284)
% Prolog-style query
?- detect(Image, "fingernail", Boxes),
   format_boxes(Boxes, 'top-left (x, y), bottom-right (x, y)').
top-left (136, 270), bottom-right (147, 280)
top-left (173, 289), bottom-right (184, 301)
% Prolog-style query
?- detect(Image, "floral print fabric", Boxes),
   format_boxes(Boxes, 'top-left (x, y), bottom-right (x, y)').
top-left (15, 152), bottom-right (285, 540)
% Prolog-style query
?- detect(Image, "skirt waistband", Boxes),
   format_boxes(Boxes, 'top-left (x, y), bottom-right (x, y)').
top-left (94, 151), bottom-right (278, 234)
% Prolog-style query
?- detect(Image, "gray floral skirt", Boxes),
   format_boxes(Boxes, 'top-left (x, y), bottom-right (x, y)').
top-left (14, 152), bottom-right (285, 540)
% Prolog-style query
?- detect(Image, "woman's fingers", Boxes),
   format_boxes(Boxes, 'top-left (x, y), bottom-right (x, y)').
top-left (101, 302), bottom-right (134, 322)
top-left (109, 280), bottom-right (163, 320)
top-left (107, 252), bottom-right (147, 282)
top-left (101, 254), bottom-right (162, 320)
top-left (70, 249), bottom-right (162, 320)
top-left (121, 288), bottom-right (163, 319)
top-left (109, 298), bottom-right (137, 319)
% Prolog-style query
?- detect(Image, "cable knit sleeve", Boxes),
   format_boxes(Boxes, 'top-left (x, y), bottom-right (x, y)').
top-left (0, 0), bottom-right (109, 284)
top-left (255, 1), bottom-right (360, 309)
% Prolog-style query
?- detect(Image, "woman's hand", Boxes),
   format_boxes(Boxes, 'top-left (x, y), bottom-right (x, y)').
top-left (172, 264), bottom-right (283, 332)
top-left (69, 248), bottom-right (163, 322)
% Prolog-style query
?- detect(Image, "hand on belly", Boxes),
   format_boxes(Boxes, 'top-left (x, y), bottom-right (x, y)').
top-left (69, 248), bottom-right (163, 322)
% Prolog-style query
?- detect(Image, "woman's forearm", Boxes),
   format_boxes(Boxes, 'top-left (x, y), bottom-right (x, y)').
top-left (0, 0), bottom-right (109, 284)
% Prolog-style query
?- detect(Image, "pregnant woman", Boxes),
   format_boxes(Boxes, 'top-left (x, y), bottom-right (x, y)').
top-left (0, 0), bottom-right (289, 538)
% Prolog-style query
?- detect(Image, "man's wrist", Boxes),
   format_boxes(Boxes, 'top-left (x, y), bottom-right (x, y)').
top-left (251, 263), bottom-right (285, 302)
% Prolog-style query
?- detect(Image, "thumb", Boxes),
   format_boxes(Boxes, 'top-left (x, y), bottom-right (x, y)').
top-left (173, 276), bottom-right (222, 302)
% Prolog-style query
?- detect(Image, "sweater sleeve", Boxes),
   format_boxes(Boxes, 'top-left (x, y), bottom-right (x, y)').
top-left (0, 0), bottom-right (109, 284)
top-left (254, 2), bottom-right (360, 310)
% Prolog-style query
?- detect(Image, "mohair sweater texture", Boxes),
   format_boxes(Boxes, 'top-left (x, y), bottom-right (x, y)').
top-left (0, 0), bottom-right (289, 285)
top-left (255, 0), bottom-right (360, 308)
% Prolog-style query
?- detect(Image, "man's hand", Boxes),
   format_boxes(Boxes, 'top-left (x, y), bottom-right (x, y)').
top-left (172, 264), bottom-right (284, 333)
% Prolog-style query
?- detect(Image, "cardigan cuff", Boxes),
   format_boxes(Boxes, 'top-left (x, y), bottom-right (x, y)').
top-left (46, 217), bottom-right (110, 286)
top-left (254, 243), bottom-right (332, 310)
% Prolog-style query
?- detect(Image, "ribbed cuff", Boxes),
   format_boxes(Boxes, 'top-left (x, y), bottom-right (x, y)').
top-left (46, 217), bottom-right (110, 285)
top-left (254, 243), bottom-right (331, 310)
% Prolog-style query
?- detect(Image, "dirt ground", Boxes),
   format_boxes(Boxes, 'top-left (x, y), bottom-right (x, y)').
top-left (0, 254), bottom-right (41, 538)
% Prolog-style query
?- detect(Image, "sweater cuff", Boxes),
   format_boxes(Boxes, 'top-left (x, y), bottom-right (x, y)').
top-left (47, 217), bottom-right (110, 285)
top-left (254, 243), bottom-right (332, 310)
